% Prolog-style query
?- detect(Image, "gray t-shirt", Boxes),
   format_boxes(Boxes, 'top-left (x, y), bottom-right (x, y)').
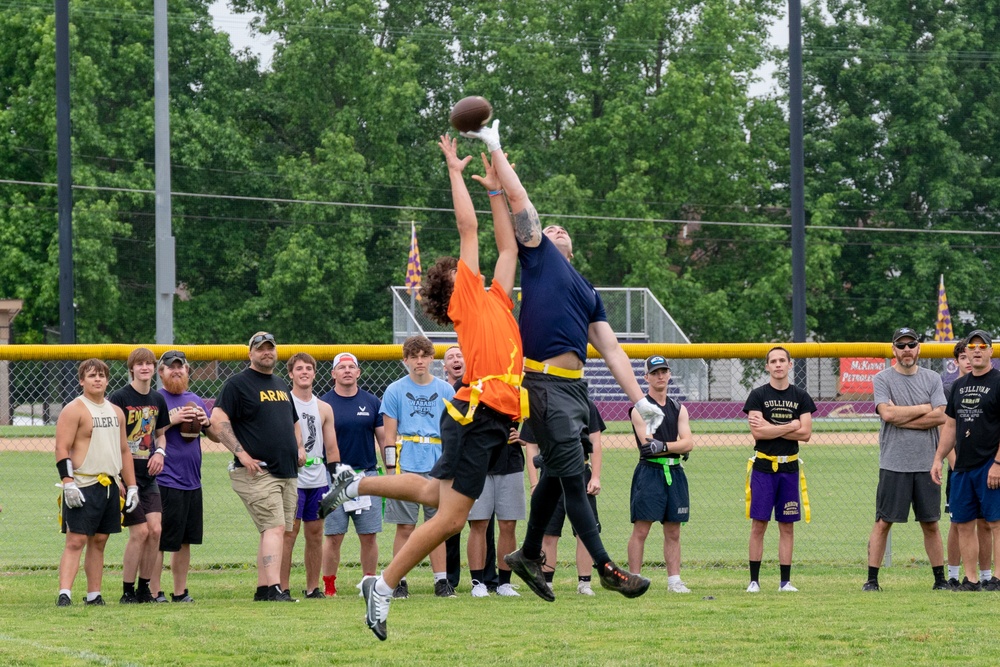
top-left (872, 366), bottom-right (946, 472)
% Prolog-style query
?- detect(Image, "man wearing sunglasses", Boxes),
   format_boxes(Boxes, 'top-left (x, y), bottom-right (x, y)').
top-left (932, 329), bottom-right (1000, 591)
top-left (864, 327), bottom-right (948, 592)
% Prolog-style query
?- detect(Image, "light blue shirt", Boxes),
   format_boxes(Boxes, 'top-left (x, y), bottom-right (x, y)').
top-left (380, 375), bottom-right (455, 473)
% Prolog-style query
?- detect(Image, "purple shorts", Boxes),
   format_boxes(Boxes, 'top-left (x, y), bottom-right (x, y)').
top-left (749, 470), bottom-right (801, 523)
top-left (296, 486), bottom-right (329, 523)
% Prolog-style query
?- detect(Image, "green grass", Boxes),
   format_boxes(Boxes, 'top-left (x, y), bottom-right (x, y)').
top-left (1, 566), bottom-right (999, 665)
top-left (0, 425), bottom-right (56, 437)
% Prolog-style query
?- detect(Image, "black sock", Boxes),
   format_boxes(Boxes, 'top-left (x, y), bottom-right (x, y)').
top-left (522, 474), bottom-right (562, 559)
top-left (578, 575), bottom-right (591, 583)
top-left (470, 569), bottom-right (485, 584)
top-left (933, 565), bottom-right (946, 582)
top-left (749, 560), bottom-right (761, 582)
top-left (137, 577), bottom-right (150, 594)
top-left (123, 581), bottom-right (135, 595)
top-left (868, 566), bottom-right (879, 582)
top-left (559, 474), bottom-right (611, 568)
top-left (544, 570), bottom-right (554, 583)
top-left (256, 585), bottom-right (268, 599)
top-left (780, 564), bottom-right (791, 582)
top-left (499, 569), bottom-right (511, 586)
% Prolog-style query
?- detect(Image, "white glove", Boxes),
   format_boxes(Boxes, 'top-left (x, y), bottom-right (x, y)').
top-left (125, 485), bottom-right (139, 513)
top-left (461, 119), bottom-right (502, 153)
top-left (334, 463), bottom-right (354, 477)
top-left (62, 482), bottom-right (85, 509)
top-left (633, 397), bottom-right (664, 435)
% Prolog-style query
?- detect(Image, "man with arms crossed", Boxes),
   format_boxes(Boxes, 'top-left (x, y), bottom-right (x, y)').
top-left (863, 327), bottom-right (948, 592)
top-left (319, 352), bottom-right (385, 597)
top-left (932, 329), bottom-right (1000, 591)
top-left (281, 352), bottom-right (341, 599)
top-left (56, 359), bottom-right (138, 606)
top-left (465, 121), bottom-right (657, 600)
top-left (211, 332), bottom-right (307, 602)
top-left (742, 346), bottom-right (815, 593)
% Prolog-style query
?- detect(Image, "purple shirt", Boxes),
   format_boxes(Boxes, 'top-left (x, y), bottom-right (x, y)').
top-left (157, 389), bottom-right (208, 490)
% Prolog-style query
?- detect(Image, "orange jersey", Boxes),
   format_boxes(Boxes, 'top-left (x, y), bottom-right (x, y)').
top-left (447, 259), bottom-right (523, 419)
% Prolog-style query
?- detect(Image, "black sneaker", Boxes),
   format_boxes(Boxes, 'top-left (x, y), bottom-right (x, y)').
top-left (861, 579), bottom-right (881, 592)
top-left (948, 577), bottom-right (961, 590)
top-left (253, 589), bottom-right (269, 602)
top-left (932, 579), bottom-right (951, 591)
top-left (57, 593), bottom-right (72, 607)
top-left (304, 588), bottom-right (326, 599)
top-left (392, 580), bottom-right (409, 600)
top-left (319, 467), bottom-right (361, 518)
top-left (954, 577), bottom-right (982, 591)
top-left (598, 562), bottom-right (650, 599)
top-left (361, 576), bottom-right (390, 641)
top-left (84, 595), bottom-right (106, 606)
top-left (171, 589), bottom-right (195, 603)
top-left (135, 589), bottom-right (155, 604)
top-left (153, 591), bottom-right (169, 603)
top-left (119, 591), bottom-right (138, 604)
top-left (503, 549), bottom-right (555, 602)
top-left (434, 580), bottom-right (457, 598)
top-left (269, 588), bottom-right (299, 602)
top-left (982, 578), bottom-right (1000, 592)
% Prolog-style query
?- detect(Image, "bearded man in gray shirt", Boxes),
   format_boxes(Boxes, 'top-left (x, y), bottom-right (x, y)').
top-left (862, 327), bottom-right (949, 592)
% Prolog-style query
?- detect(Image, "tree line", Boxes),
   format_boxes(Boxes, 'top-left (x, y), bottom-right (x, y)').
top-left (0, 0), bottom-right (997, 345)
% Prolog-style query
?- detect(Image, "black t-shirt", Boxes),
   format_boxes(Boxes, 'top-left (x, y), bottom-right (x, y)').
top-left (630, 393), bottom-right (682, 460)
top-left (108, 384), bottom-right (170, 480)
top-left (946, 368), bottom-right (1000, 471)
top-left (215, 368), bottom-right (300, 478)
top-left (742, 383), bottom-right (817, 473)
top-left (520, 399), bottom-right (605, 464)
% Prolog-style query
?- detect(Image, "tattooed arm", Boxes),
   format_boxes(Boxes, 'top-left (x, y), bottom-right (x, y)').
top-left (210, 406), bottom-right (263, 475)
top-left (486, 140), bottom-right (542, 247)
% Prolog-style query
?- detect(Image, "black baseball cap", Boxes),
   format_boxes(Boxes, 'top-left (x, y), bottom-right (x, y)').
top-left (966, 329), bottom-right (993, 347)
top-left (645, 355), bottom-right (670, 373)
top-left (158, 350), bottom-right (188, 366)
top-left (891, 327), bottom-right (919, 343)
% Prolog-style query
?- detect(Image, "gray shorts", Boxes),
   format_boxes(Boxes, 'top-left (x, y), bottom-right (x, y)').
top-left (323, 470), bottom-right (382, 535)
top-left (385, 471), bottom-right (438, 525)
top-left (468, 471), bottom-right (526, 521)
top-left (875, 469), bottom-right (941, 524)
top-left (523, 373), bottom-right (590, 478)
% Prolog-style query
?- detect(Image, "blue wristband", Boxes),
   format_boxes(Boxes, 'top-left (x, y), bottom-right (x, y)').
top-left (488, 189), bottom-right (504, 197)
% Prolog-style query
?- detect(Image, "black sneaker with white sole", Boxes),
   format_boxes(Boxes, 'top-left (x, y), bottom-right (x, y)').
top-left (861, 579), bottom-right (881, 592)
top-left (57, 593), bottom-right (72, 607)
top-left (319, 468), bottom-right (361, 518)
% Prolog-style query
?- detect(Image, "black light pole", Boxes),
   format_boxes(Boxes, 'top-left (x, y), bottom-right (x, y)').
top-left (789, 0), bottom-right (807, 388)
top-left (55, 0), bottom-right (74, 345)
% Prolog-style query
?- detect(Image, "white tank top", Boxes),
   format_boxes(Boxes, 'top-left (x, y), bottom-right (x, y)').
top-left (292, 394), bottom-right (326, 489)
top-left (75, 396), bottom-right (124, 488)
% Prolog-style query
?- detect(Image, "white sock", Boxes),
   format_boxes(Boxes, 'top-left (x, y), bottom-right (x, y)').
top-left (345, 479), bottom-right (361, 498)
top-left (981, 569), bottom-right (992, 581)
top-left (433, 572), bottom-right (447, 582)
top-left (374, 576), bottom-right (394, 597)
top-left (86, 591), bottom-right (101, 601)
top-left (667, 575), bottom-right (681, 585)
top-left (948, 565), bottom-right (960, 580)
top-left (59, 589), bottom-right (71, 598)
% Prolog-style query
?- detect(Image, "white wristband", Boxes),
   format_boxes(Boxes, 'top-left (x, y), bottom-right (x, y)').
top-left (155, 448), bottom-right (166, 458)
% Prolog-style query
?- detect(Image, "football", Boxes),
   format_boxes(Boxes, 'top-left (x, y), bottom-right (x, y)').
top-left (180, 400), bottom-right (201, 439)
top-left (449, 96), bottom-right (493, 133)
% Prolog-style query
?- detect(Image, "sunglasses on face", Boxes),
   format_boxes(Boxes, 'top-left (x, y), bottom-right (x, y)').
top-left (894, 341), bottom-right (918, 349)
top-left (251, 333), bottom-right (275, 347)
top-left (967, 343), bottom-right (991, 351)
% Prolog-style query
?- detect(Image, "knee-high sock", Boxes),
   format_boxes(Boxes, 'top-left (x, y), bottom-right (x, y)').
top-left (521, 472), bottom-right (562, 559)
top-left (558, 473), bottom-right (610, 569)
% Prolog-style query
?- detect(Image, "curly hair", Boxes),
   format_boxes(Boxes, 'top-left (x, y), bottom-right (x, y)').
top-left (421, 256), bottom-right (458, 326)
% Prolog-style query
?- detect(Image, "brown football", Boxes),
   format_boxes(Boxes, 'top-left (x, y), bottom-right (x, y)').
top-left (180, 400), bottom-right (201, 439)
top-left (449, 96), bottom-right (493, 133)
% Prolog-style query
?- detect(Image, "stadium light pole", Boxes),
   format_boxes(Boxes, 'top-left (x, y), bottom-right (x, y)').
top-left (55, 0), bottom-right (74, 346)
top-left (789, 0), bottom-right (808, 389)
top-left (154, 0), bottom-right (175, 345)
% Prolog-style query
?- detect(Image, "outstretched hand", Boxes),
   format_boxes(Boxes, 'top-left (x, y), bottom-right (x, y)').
top-left (438, 135), bottom-right (472, 172)
top-left (461, 119), bottom-right (502, 152)
top-left (470, 152), bottom-right (513, 192)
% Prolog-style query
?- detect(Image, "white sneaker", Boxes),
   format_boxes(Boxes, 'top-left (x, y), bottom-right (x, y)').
top-left (577, 581), bottom-right (594, 596)
top-left (471, 581), bottom-right (489, 598)
top-left (667, 581), bottom-right (691, 593)
top-left (361, 577), bottom-right (391, 641)
top-left (746, 581), bottom-right (760, 593)
top-left (356, 579), bottom-right (365, 598)
top-left (779, 582), bottom-right (798, 592)
top-left (496, 583), bottom-right (520, 597)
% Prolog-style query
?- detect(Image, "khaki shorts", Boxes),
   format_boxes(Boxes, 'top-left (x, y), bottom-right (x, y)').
top-left (230, 468), bottom-right (298, 532)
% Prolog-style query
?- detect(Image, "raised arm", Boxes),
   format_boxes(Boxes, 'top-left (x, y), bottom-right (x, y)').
top-left (471, 152), bottom-right (517, 295)
top-left (438, 135), bottom-right (478, 274)
top-left (588, 320), bottom-right (645, 403)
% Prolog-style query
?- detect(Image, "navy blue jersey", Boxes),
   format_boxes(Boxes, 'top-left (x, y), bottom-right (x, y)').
top-left (320, 389), bottom-right (383, 470)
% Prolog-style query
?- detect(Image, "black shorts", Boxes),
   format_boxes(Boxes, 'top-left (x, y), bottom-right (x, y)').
top-left (543, 466), bottom-right (600, 537)
top-left (61, 483), bottom-right (122, 536)
top-left (875, 469), bottom-right (941, 524)
top-left (523, 374), bottom-right (589, 478)
top-left (123, 475), bottom-right (163, 527)
top-left (159, 486), bottom-right (203, 551)
top-left (431, 399), bottom-right (512, 501)
top-left (630, 460), bottom-right (690, 524)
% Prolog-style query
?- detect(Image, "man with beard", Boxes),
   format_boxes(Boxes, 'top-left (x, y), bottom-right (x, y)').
top-left (154, 350), bottom-right (218, 602)
top-left (211, 332), bottom-right (306, 602)
top-left (864, 327), bottom-right (948, 592)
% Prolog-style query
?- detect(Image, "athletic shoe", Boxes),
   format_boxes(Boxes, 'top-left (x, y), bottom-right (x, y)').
top-left (954, 577), bottom-right (982, 592)
top-left (84, 595), bottom-right (105, 606)
top-left (253, 589), bottom-right (268, 602)
top-left (599, 562), bottom-right (650, 599)
top-left (153, 591), bottom-right (169, 603)
top-left (982, 578), bottom-right (1000, 592)
top-left (778, 582), bottom-right (798, 592)
top-left (119, 591), bottom-right (138, 604)
top-left (171, 590), bottom-right (195, 603)
top-left (57, 593), bottom-right (72, 607)
top-left (948, 577), bottom-right (961, 590)
top-left (503, 549), bottom-right (555, 602)
top-left (392, 580), bottom-right (409, 600)
top-left (273, 588), bottom-right (299, 602)
top-left (319, 468), bottom-right (361, 518)
top-left (362, 577), bottom-right (390, 642)
top-left (496, 583), bottom-right (520, 597)
top-left (304, 588), bottom-right (326, 599)
top-left (434, 580), bottom-right (457, 598)
top-left (545, 582), bottom-right (554, 594)
top-left (577, 581), bottom-right (594, 596)
top-left (667, 581), bottom-right (692, 593)
top-left (932, 579), bottom-right (952, 591)
top-left (861, 580), bottom-right (881, 592)
top-left (135, 589), bottom-right (155, 604)
top-left (746, 581), bottom-right (760, 593)
top-left (470, 581), bottom-right (490, 598)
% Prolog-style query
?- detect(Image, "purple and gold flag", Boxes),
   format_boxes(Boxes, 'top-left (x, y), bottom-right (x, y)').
top-left (405, 222), bottom-right (422, 300)
top-left (934, 274), bottom-right (953, 341)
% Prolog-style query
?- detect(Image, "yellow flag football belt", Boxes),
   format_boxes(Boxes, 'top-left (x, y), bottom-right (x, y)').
top-left (445, 342), bottom-right (530, 426)
top-left (523, 358), bottom-right (584, 379)
top-left (394, 435), bottom-right (443, 474)
top-left (744, 454), bottom-right (811, 524)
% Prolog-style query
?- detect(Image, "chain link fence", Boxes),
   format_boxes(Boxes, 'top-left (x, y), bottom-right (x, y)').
top-left (0, 346), bottom-right (962, 573)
